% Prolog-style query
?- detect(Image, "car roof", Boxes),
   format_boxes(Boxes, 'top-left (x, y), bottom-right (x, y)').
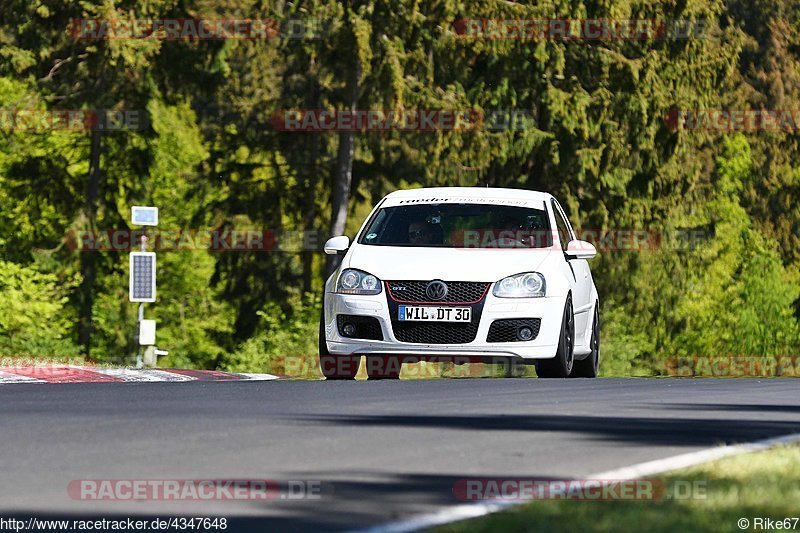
top-left (383, 187), bottom-right (551, 203)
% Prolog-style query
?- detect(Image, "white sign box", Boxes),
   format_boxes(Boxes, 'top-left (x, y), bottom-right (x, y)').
top-left (139, 319), bottom-right (156, 345)
top-left (131, 206), bottom-right (159, 226)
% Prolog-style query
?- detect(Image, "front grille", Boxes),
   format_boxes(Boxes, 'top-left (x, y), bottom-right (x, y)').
top-left (392, 321), bottom-right (480, 344)
top-left (337, 315), bottom-right (384, 340)
top-left (487, 318), bottom-right (541, 342)
top-left (386, 281), bottom-right (489, 303)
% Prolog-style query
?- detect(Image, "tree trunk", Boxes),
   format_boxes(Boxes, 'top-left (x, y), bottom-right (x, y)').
top-left (302, 137), bottom-right (319, 292)
top-left (303, 67), bottom-right (321, 293)
top-left (78, 128), bottom-right (102, 356)
top-left (326, 49), bottom-right (361, 275)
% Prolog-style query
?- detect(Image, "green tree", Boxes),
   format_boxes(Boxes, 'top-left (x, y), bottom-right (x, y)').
top-left (0, 260), bottom-right (80, 357)
top-left (669, 135), bottom-right (800, 357)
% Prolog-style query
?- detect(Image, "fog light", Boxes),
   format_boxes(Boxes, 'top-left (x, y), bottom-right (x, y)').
top-left (342, 323), bottom-right (356, 337)
top-left (517, 326), bottom-right (533, 341)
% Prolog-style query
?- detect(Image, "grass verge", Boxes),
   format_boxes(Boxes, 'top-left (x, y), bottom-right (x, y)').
top-left (438, 444), bottom-right (800, 533)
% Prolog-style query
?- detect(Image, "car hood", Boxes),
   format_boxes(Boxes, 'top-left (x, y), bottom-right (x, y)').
top-left (344, 244), bottom-right (555, 281)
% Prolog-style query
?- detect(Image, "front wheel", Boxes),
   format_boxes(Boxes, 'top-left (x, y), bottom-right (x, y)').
top-left (320, 355), bottom-right (360, 380)
top-left (365, 356), bottom-right (402, 380)
top-left (537, 296), bottom-right (574, 378)
top-left (319, 309), bottom-right (360, 380)
top-left (570, 303), bottom-right (599, 378)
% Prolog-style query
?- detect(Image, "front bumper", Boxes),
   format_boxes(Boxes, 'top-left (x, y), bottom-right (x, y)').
top-left (323, 290), bottom-right (564, 360)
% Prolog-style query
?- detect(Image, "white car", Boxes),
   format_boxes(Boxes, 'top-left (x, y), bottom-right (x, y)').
top-left (320, 187), bottom-right (600, 379)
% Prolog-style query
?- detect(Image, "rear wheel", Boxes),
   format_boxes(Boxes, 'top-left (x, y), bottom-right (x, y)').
top-left (537, 296), bottom-right (574, 378)
top-left (570, 303), bottom-right (599, 378)
top-left (319, 309), bottom-right (359, 380)
top-left (366, 356), bottom-right (402, 380)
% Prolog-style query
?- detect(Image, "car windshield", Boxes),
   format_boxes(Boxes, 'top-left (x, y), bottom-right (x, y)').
top-left (358, 203), bottom-right (552, 248)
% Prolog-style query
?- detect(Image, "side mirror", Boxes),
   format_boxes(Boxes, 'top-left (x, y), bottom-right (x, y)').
top-left (565, 240), bottom-right (597, 260)
top-left (324, 235), bottom-right (350, 255)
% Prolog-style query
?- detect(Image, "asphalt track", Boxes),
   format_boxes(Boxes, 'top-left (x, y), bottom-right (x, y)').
top-left (2, 378), bottom-right (799, 531)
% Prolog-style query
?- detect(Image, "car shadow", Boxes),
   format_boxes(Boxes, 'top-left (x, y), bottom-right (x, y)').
top-left (649, 403), bottom-right (800, 414)
top-left (294, 412), bottom-right (800, 447)
top-left (4, 473), bottom-right (551, 532)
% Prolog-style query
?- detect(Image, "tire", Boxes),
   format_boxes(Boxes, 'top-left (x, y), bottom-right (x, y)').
top-left (318, 308), bottom-right (359, 380)
top-left (537, 295), bottom-right (575, 378)
top-left (570, 303), bottom-right (599, 378)
top-left (365, 356), bottom-right (402, 380)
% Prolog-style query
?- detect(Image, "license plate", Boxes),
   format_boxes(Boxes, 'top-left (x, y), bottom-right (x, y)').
top-left (398, 306), bottom-right (471, 322)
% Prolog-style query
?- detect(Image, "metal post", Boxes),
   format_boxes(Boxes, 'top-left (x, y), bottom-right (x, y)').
top-left (135, 303), bottom-right (144, 368)
top-left (135, 228), bottom-right (147, 369)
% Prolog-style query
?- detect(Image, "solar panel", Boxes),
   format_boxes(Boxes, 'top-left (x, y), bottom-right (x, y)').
top-left (129, 252), bottom-right (156, 302)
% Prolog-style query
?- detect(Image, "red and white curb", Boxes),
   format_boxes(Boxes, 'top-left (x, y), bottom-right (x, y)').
top-left (0, 366), bottom-right (281, 384)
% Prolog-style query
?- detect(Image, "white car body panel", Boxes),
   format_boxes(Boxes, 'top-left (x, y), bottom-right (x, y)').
top-left (323, 187), bottom-right (599, 362)
top-left (343, 246), bottom-right (555, 282)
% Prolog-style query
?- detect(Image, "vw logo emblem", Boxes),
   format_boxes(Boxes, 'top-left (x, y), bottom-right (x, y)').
top-left (426, 280), bottom-right (448, 301)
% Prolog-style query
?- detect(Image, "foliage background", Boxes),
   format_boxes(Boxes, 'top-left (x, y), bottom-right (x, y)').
top-left (0, 0), bottom-right (798, 376)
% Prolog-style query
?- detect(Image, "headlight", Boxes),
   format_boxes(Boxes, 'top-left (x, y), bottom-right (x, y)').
top-left (493, 272), bottom-right (546, 298)
top-left (336, 269), bottom-right (382, 295)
